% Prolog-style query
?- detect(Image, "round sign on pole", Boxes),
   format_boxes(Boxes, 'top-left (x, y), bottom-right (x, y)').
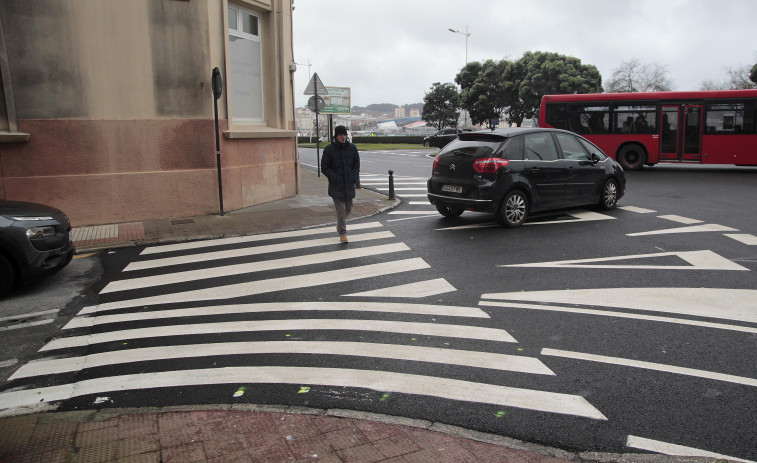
top-left (308, 95), bottom-right (325, 112)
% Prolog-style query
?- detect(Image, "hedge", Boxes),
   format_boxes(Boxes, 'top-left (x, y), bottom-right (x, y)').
top-left (298, 136), bottom-right (426, 144)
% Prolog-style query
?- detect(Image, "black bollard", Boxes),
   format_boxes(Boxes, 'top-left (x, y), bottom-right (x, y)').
top-left (388, 170), bottom-right (395, 199)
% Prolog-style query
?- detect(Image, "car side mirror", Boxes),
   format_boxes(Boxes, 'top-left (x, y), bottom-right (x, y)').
top-left (591, 153), bottom-right (600, 165)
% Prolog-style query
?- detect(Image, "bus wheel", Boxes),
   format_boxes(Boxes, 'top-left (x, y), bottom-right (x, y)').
top-left (617, 145), bottom-right (646, 171)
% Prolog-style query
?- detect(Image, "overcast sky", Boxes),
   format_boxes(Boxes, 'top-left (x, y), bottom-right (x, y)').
top-left (291, 0), bottom-right (756, 108)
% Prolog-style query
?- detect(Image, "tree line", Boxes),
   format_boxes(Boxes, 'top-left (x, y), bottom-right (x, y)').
top-left (422, 51), bottom-right (757, 130)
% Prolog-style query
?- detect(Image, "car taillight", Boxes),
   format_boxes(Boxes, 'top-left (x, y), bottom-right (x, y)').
top-left (473, 158), bottom-right (509, 173)
top-left (432, 156), bottom-right (440, 171)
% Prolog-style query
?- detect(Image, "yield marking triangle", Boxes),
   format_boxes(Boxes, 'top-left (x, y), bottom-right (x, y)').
top-left (500, 250), bottom-right (748, 271)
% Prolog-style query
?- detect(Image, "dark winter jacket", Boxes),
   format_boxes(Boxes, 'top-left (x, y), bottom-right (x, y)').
top-left (321, 139), bottom-right (360, 201)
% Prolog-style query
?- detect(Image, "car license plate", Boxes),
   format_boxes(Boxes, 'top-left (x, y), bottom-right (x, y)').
top-left (441, 184), bottom-right (463, 194)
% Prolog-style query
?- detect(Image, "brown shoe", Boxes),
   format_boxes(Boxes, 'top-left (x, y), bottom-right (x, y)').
top-left (340, 235), bottom-right (348, 243)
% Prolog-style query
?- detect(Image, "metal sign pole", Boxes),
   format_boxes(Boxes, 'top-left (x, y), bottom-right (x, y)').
top-left (211, 67), bottom-right (224, 216)
top-left (315, 86), bottom-right (320, 177)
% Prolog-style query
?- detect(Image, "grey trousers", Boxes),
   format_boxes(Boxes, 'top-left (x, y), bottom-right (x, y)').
top-left (333, 197), bottom-right (353, 235)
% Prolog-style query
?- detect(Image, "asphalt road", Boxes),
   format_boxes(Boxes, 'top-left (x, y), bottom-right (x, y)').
top-left (2, 147), bottom-right (755, 460)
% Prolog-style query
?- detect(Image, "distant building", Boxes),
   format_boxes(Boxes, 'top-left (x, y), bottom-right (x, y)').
top-left (394, 106), bottom-right (406, 118)
top-left (0, 0), bottom-right (297, 226)
top-left (410, 108), bottom-right (421, 118)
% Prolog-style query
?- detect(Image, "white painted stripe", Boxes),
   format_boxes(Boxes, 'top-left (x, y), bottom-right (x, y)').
top-left (437, 223), bottom-right (499, 231)
top-left (526, 210), bottom-right (615, 225)
top-left (541, 348), bottom-right (757, 387)
top-left (618, 206), bottom-right (656, 213)
top-left (388, 211), bottom-right (439, 215)
top-left (0, 309), bottom-right (58, 323)
top-left (68, 301), bottom-right (490, 328)
top-left (387, 215), bottom-right (438, 223)
top-left (627, 223), bottom-right (738, 236)
top-left (103, 243), bottom-right (410, 294)
top-left (126, 230), bottom-right (395, 271)
top-left (0, 359), bottom-right (18, 369)
top-left (0, 367), bottom-right (605, 419)
top-left (83, 258), bottom-right (430, 313)
top-left (481, 287), bottom-right (757, 324)
top-left (725, 233), bottom-right (757, 245)
top-left (479, 301), bottom-right (757, 334)
top-left (42, 318), bottom-right (517, 351)
top-left (344, 278), bottom-right (457, 298)
top-left (658, 214), bottom-right (703, 224)
top-left (385, 188), bottom-right (428, 191)
top-left (141, 221), bottom-right (383, 255)
top-left (15, 341), bottom-right (553, 380)
top-left (626, 436), bottom-right (754, 463)
top-left (360, 182), bottom-right (427, 186)
top-left (409, 201), bottom-right (434, 205)
top-left (0, 319), bottom-right (54, 332)
top-left (499, 250), bottom-right (749, 271)
top-left (394, 194), bottom-right (429, 198)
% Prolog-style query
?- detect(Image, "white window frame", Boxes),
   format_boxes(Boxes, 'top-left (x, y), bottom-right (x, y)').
top-left (227, 4), bottom-right (265, 125)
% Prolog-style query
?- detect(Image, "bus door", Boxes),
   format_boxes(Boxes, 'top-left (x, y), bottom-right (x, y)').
top-left (659, 105), bottom-right (703, 161)
top-left (682, 105), bottom-right (703, 161)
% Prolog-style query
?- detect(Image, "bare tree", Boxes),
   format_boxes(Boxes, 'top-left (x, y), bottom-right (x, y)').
top-left (699, 64), bottom-right (757, 90)
top-left (605, 59), bottom-right (673, 93)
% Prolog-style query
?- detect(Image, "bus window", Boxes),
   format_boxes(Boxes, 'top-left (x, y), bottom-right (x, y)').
top-left (566, 105), bottom-right (609, 134)
top-left (705, 103), bottom-right (757, 134)
top-left (545, 103), bottom-right (568, 130)
top-left (614, 105), bottom-right (656, 133)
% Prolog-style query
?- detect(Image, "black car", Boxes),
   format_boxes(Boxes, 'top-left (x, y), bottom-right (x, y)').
top-left (427, 128), bottom-right (625, 227)
top-left (423, 128), bottom-right (471, 148)
top-left (0, 200), bottom-right (74, 296)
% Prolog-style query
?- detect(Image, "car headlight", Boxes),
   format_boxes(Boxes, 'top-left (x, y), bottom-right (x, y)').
top-left (26, 226), bottom-right (56, 239)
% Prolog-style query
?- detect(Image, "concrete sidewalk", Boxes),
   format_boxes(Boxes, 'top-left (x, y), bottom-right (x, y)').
top-left (71, 167), bottom-right (398, 254)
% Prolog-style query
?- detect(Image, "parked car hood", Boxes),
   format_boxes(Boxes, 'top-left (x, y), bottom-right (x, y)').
top-left (0, 200), bottom-right (61, 217)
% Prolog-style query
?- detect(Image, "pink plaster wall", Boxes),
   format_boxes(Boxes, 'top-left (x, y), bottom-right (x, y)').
top-left (0, 119), bottom-right (298, 226)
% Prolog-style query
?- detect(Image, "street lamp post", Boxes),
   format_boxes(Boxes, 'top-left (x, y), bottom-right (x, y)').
top-left (448, 26), bottom-right (470, 128)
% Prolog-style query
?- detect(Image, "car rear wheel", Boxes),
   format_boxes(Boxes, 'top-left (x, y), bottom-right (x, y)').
top-left (497, 190), bottom-right (528, 228)
top-left (424, 141), bottom-right (431, 147)
top-left (617, 144), bottom-right (646, 171)
top-left (435, 203), bottom-right (464, 218)
top-left (597, 178), bottom-right (619, 210)
top-left (0, 254), bottom-right (15, 297)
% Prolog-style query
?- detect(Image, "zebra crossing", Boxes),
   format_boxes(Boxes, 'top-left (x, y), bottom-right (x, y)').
top-left (0, 222), bottom-right (607, 421)
top-left (359, 173), bottom-right (439, 221)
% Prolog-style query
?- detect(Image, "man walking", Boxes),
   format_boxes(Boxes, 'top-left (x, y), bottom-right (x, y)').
top-left (321, 125), bottom-right (360, 242)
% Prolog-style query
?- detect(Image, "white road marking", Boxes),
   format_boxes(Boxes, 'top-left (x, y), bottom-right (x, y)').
top-left (618, 206), bottom-right (656, 213)
top-left (626, 436), bottom-right (755, 463)
top-left (385, 188), bottom-right (428, 191)
top-left (388, 211), bottom-right (439, 215)
top-left (0, 319), bottom-right (54, 332)
top-left (141, 221), bottom-right (384, 255)
top-left (436, 223), bottom-right (499, 231)
top-left (627, 223), bottom-right (738, 236)
top-left (42, 318), bottom-right (517, 351)
top-left (658, 214), bottom-right (703, 224)
top-left (479, 301), bottom-right (757, 334)
top-left (725, 233), bottom-right (757, 245)
top-left (343, 278), bottom-right (456, 298)
top-left (541, 348), bottom-right (757, 387)
top-left (499, 250), bottom-right (748, 271)
top-left (0, 367), bottom-right (605, 419)
top-left (70, 301), bottom-right (491, 326)
top-left (394, 194), bottom-right (428, 198)
top-left (14, 341), bottom-right (553, 380)
top-left (82, 258), bottom-right (430, 312)
top-left (525, 210), bottom-right (615, 225)
top-left (126, 230), bottom-right (395, 271)
top-left (360, 182), bottom-right (427, 186)
top-left (0, 359), bottom-right (18, 369)
top-left (409, 201), bottom-right (433, 205)
top-left (481, 287), bottom-right (757, 324)
top-left (102, 243), bottom-right (410, 294)
top-left (387, 215), bottom-right (438, 223)
top-left (0, 309), bottom-right (58, 322)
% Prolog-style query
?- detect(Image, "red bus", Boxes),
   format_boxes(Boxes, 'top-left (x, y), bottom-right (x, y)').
top-left (538, 90), bottom-right (757, 170)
